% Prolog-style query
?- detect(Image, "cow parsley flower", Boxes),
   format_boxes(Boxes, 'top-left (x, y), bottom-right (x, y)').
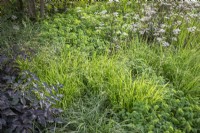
top-left (187, 26), bottom-right (197, 32)
top-left (122, 32), bottom-right (128, 36)
top-left (163, 41), bottom-right (170, 47)
top-left (11, 15), bottom-right (17, 20)
top-left (99, 22), bottom-right (104, 26)
top-left (141, 16), bottom-right (151, 22)
top-left (13, 25), bottom-right (19, 30)
top-left (139, 30), bottom-right (145, 35)
top-left (132, 23), bottom-right (138, 31)
top-left (158, 29), bottom-right (165, 33)
top-left (160, 24), bottom-right (166, 28)
top-left (127, 1), bottom-right (131, 5)
top-left (113, 12), bottom-right (119, 17)
top-left (108, 0), bottom-right (119, 3)
top-left (173, 29), bottom-right (181, 35)
top-left (133, 14), bottom-right (139, 20)
top-left (157, 37), bottom-right (163, 42)
top-left (77, 9), bottom-right (82, 13)
top-left (100, 10), bottom-right (107, 15)
top-left (172, 37), bottom-right (177, 41)
top-left (175, 21), bottom-right (182, 26)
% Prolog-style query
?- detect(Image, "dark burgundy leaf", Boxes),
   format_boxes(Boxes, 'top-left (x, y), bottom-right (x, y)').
top-left (0, 118), bottom-right (6, 125)
top-left (54, 118), bottom-right (63, 124)
top-left (22, 129), bottom-right (27, 133)
top-left (2, 109), bottom-right (17, 116)
top-left (11, 97), bottom-right (19, 105)
top-left (37, 116), bottom-right (46, 126)
top-left (8, 124), bottom-right (17, 132)
top-left (31, 114), bottom-right (37, 120)
top-left (20, 97), bottom-right (26, 105)
top-left (0, 69), bottom-right (63, 132)
top-left (15, 125), bottom-right (23, 133)
top-left (0, 101), bottom-right (9, 110)
top-left (12, 105), bottom-right (23, 112)
top-left (22, 118), bottom-right (32, 124)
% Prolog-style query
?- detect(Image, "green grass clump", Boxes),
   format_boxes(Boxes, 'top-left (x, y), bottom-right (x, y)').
top-left (19, 43), bottom-right (169, 110)
top-left (159, 49), bottom-right (200, 97)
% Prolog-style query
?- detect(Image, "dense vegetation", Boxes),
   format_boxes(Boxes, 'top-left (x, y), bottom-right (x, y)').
top-left (1, 0), bottom-right (200, 132)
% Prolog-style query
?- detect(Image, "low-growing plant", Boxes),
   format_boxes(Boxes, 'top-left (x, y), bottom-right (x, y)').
top-left (116, 90), bottom-right (200, 133)
top-left (0, 71), bottom-right (63, 132)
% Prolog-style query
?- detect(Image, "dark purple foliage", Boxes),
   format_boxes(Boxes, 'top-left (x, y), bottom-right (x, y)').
top-left (0, 56), bottom-right (63, 133)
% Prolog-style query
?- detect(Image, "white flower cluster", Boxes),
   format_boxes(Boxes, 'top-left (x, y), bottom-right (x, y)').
top-left (130, 1), bottom-right (200, 47)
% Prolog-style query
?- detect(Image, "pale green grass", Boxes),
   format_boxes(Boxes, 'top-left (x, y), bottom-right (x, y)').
top-left (18, 41), bottom-right (169, 110)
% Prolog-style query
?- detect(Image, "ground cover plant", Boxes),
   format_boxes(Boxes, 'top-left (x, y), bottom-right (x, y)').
top-left (0, 55), bottom-right (63, 132)
top-left (1, 0), bottom-right (200, 132)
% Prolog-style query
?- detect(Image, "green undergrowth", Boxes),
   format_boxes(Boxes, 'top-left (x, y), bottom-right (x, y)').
top-left (18, 42), bottom-right (200, 132)
top-left (16, 1), bottom-right (200, 132)
top-left (53, 90), bottom-right (200, 133)
top-left (0, 17), bottom-right (40, 56)
top-left (19, 42), bottom-right (169, 110)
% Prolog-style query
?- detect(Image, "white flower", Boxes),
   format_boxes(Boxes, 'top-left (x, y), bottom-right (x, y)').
top-left (132, 28), bottom-right (137, 32)
top-left (100, 10), bottom-right (107, 15)
top-left (164, 16), bottom-right (169, 19)
top-left (146, 8), bottom-right (156, 16)
top-left (175, 21), bottom-right (182, 26)
top-left (172, 37), bottom-right (177, 41)
top-left (108, 0), bottom-right (119, 3)
top-left (124, 13), bottom-right (129, 18)
top-left (115, 45), bottom-right (121, 49)
top-left (132, 23), bottom-right (138, 31)
top-left (122, 32), bottom-right (128, 36)
top-left (160, 24), bottom-right (166, 28)
top-left (163, 41), bottom-right (170, 47)
top-left (132, 23), bottom-right (138, 28)
top-left (173, 29), bottom-right (181, 35)
top-left (13, 25), bottom-right (19, 30)
top-left (133, 14), bottom-right (139, 20)
top-left (141, 16), bottom-right (151, 22)
top-left (187, 26), bottom-right (197, 32)
top-left (185, 0), bottom-right (197, 3)
top-left (77, 9), bottom-right (82, 13)
top-left (139, 30), bottom-right (145, 35)
top-left (113, 12), bottom-right (119, 16)
top-left (99, 22), bottom-right (104, 26)
top-left (11, 15), bottom-right (17, 20)
top-left (127, 1), bottom-right (131, 5)
top-left (153, 32), bottom-right (159, 36)
top-left (158, 29), bottom-right (165, 33)
top-left (156, 37), bottom-right (163, 42)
